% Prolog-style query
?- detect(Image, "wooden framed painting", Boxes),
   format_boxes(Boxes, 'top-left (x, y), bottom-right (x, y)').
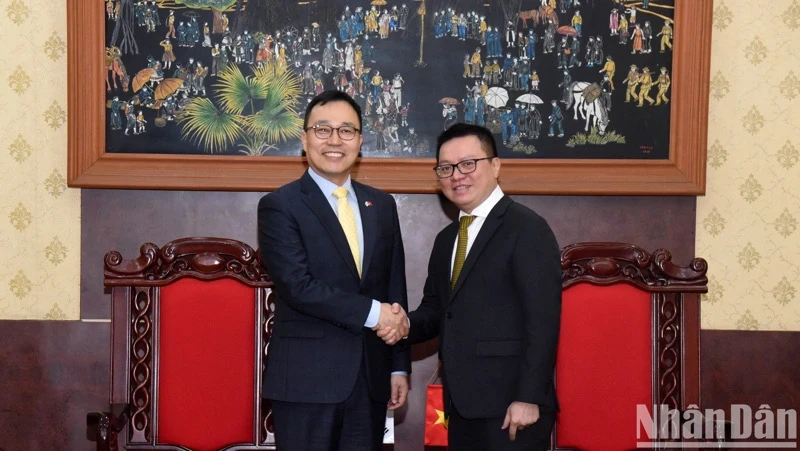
top-left (68, 0), bottom-right (711, 194)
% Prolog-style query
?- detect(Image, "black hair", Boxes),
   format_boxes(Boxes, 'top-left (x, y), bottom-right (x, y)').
top-left (303, 90), bottom-right (362, 130)
top-left (435, 123), bottom-right (498, 160)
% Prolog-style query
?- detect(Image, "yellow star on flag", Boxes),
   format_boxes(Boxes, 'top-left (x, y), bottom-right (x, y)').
top-left (434, 408), bottom-right (448, 429)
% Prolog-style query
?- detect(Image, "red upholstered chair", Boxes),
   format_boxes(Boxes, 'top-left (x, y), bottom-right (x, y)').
top-left (87, 237), bottom-right (276, 451)
top-left (554, 243), bottom-right (708, 451)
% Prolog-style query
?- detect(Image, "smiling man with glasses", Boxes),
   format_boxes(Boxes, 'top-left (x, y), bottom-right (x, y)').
top-left (257, 90), bottom-right (410, 451)
top-left (431, 125), bottom-right (501, 215)
top-left (379, 123), bottom-right (562, 450)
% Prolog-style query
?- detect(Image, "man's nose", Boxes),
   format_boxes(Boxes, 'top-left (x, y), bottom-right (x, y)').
top-left (327, 129), bottom-right (344, 144)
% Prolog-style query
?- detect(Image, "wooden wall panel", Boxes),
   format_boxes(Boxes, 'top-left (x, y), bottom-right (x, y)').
top-left (0, 321), bottom-right (108, 450)
top-left (701, 330), bottom-right (800, 445)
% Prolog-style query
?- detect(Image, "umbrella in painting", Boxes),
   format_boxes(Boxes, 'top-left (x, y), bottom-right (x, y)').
top-left (182, 10), bottom-right (200, 19)
top-left (557, 25), bottom-right (578, 37)
top-left (484, 87), bottom-right (509, 108)
top-left (371, 0), bottom-right (387, 5)
top-left (515, 93), bottom-right (543, 105)
top-left (438, 97), bottom-right (460, 105)
top-left (154, 77), bottom-right (185, 100)
top-left (282, 26), bottom-right (299, 40)
top-left (132, 67), bottom-right (156, 93)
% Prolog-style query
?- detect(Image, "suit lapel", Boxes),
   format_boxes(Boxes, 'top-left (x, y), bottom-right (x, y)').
top-left (300, 173), bottom-right (361, 279)
top-left (354, 183), bottom-right (376, 281)
top-left (450, 196), bottom-right (512, 300)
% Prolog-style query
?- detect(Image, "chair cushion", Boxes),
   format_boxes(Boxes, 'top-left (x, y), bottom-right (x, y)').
top-left (555, 283), bottom-right (652, 451)
top-left (158, 278), bottom-right (256, 450)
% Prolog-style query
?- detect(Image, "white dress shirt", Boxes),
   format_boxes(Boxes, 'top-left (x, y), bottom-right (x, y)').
top-left (451, 185), bottom-right (505, 277)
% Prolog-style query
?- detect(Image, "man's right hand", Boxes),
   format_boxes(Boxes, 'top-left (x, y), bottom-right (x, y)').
top-left (374, 302), bottom-right (408, 345)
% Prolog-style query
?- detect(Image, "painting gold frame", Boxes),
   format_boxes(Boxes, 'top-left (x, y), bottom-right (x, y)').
top-left (68, 0), bottom-right (712, 194)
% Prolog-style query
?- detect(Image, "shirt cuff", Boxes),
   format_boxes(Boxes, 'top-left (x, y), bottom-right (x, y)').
top-left (391, 371), bottom-right (408, 376)
top-left (364, 299), bottom-right (381, 328)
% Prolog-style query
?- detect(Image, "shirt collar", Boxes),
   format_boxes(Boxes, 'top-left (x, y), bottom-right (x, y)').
top-left (459, 185), bottom-right (504, 220)
top-left (307, 167), bottom-right (354, 200)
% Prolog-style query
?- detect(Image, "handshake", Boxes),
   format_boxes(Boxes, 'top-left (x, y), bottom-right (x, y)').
top-left (372, 302), bottom-right (409, 345)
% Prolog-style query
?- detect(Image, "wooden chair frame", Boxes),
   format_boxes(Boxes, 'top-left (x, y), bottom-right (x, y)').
top-left (555, 242), bottom-right (708, 450)
top-left (88, 237), bottom-right (277, 450)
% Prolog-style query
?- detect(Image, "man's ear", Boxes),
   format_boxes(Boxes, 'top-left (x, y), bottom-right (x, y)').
top-left (299, 130), bottom-right (308, 156)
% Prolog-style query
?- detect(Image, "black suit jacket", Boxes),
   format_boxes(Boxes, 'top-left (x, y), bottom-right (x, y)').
top-left (408, 196), bottom-right (561, 419)
top-left (258, 171), bottom-right (410, 404)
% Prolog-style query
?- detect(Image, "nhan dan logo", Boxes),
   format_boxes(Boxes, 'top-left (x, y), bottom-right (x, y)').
top-left (636, 404), bottom-right (797, 448)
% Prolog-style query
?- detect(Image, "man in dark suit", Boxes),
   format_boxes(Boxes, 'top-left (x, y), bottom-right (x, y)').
top-left (258, 90), bottom-right (411, 451)
top-left (380, 123), bottom-right (561, 450)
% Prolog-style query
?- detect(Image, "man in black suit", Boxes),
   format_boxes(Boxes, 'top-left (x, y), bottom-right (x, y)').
top-left (258, 90), bottom-right (411, 451)
top-left (380, 123), bottom-right (561, 450)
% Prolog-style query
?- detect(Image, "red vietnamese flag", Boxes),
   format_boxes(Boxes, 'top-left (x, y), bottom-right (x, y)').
top-left (424, 384), bottom-right (448, 446)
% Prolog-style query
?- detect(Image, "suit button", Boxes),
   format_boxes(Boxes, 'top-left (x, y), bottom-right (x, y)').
top-left (445, 312), bottom-right (452, 319)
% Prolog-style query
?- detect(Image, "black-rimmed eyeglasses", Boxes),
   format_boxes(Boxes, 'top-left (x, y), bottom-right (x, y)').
top-left (306, 124), bottom-right (361, 141)
top-left (433, 157), bottom-right (495, 178)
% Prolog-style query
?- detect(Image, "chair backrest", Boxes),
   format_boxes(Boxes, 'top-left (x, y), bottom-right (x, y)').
top-left (555, 242), bottom-right (708, 451)
top-left (103, 237), bottom-right (276, 450)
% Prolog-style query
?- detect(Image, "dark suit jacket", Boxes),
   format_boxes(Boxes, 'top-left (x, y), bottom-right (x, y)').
top-left (258, 171), bottom-right (410, 404)
top-left (408, 195), bottom-right (561, 419)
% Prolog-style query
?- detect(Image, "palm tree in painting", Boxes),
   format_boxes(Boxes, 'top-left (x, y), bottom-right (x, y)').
top-left (178, 62), bottom-right (303, 155)
top-left (239, 64), bottom-right (304, 150)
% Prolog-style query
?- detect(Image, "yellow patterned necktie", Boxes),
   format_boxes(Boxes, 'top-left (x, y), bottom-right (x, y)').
top-left (333, 186), bottom-right (361, 277)
top-left (451, 215), bottom-right (476, 290)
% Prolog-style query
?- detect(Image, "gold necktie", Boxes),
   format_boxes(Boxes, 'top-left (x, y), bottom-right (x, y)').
top-left (451, 215), bottom-right (475, 290)
top-left (333, 186), bottom-right (361, 277)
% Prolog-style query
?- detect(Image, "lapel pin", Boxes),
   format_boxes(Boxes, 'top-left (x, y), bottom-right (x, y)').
top-left (364, 201), bottom-right (373, 207)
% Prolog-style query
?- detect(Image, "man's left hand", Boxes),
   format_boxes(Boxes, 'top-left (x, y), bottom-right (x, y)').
top-left (501, 401), bottom-right (540, 441)
top-left (388, 374), bottom-right (409, 410)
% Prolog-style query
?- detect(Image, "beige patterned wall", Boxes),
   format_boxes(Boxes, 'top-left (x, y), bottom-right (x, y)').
top-left (0, 0), bottom-right (80, 320)
top-left (698, 0), bottom-right (800, 330)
